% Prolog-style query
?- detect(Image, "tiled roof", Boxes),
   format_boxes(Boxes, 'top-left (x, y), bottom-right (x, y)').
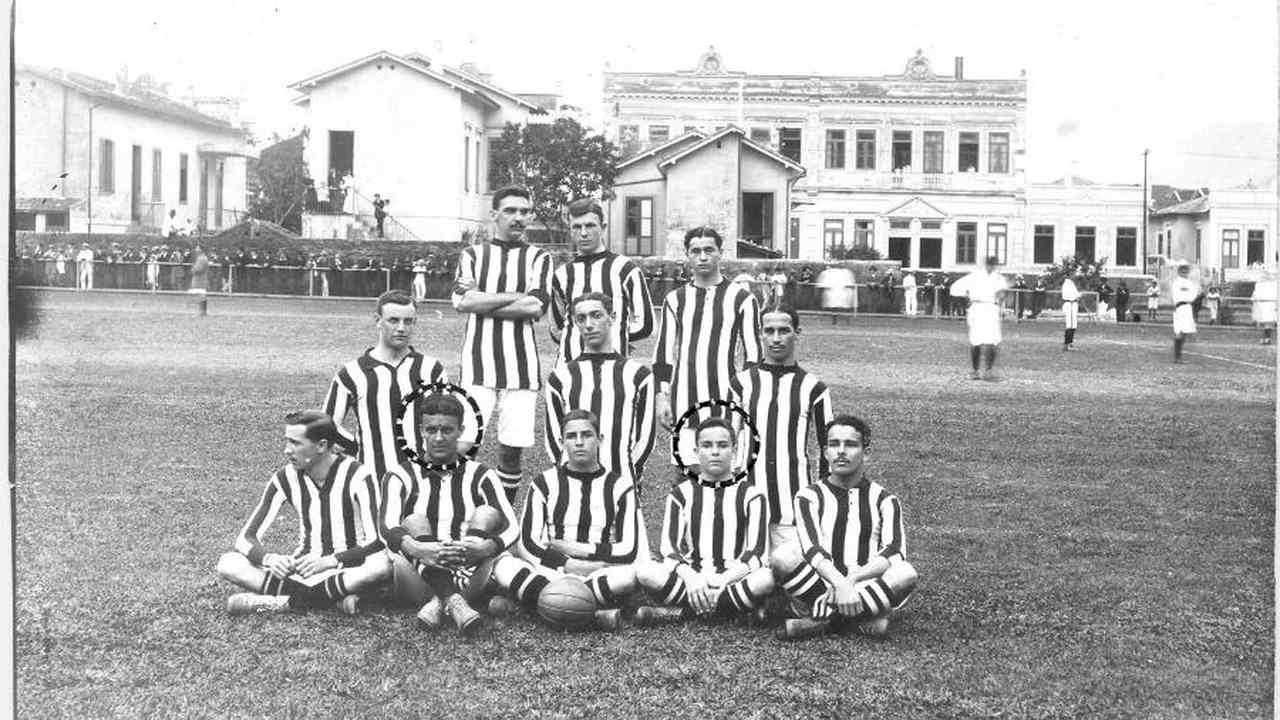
top-left (1150, 194), bottom-right (1209, 216)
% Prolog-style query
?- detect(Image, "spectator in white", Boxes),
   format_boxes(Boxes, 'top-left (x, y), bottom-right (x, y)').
top-left (1251, 272), bottom-right (1276, 344)
top-left (732, 265), bottom-right (757, 298)
top-left (412, 257), bottom-right (429, 301)
top-left (770, 266), bottom-right (789, 302)
top-left (901, 271), bottom-right (917, 316)
top-left (75, 243), bottom-right (95, 290)
top-left (181, 216), bottom-right (194, 237)
top-left (164, 209), bottom-right (182, 239)
top-left (1205, 285), bottom-right (1222, 325)
top-left (146, 251), bottom-right (161, 292)
top-left (1060, 269), bottom-right (1082, 351)
top-left (816, 264), bottom-right (856, 325)
top-left (341, 172), bottom-right (356, 214)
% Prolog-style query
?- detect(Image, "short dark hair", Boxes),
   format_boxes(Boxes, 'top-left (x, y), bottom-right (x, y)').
top-left (761, 301), bottom-right (800, 330)
top-left (419, 392), bottom-right (464, 425)
top-left (570, 291), bottom-right (614, 316)
top-left (376, 289), bottom-right (415, 315)
top-left (284, 410), bottom-right (341, 445)
top-left (694, 416), bottom-right (736, 444)
top-left (562, 409), bottom-right (601, 433)
top-left (825, 414), bottom-right (871, 449)
top-left (985, 255), bottom-right (1001, 266)
top-left (566, 198), bottom-right (605, 225)
top-left (683, 226), bottom-right (723, 250)
top-left (492, 186), bottom-right (531, 210)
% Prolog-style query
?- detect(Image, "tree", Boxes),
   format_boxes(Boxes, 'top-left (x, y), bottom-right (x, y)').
top-left (488, 118), bottom-right (619, 227)
top-left (827, 243), bottom-right (883, 261)
top-left (1044, 254), bottom-right (1109, 289)
top-left (249, 132), bottom-right (309, 234)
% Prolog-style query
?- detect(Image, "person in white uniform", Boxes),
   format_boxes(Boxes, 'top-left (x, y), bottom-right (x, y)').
top-left (951, 256), bottom-right (1008, 380)
top-left (1170, 261), bottom-right (1200, 363)
top-left (1251, 271), bottom-right (1277, 345)
top-left (901, 271), bottom-right (917, 316)
top-left (1060, 269), bottom-right (1082, 351)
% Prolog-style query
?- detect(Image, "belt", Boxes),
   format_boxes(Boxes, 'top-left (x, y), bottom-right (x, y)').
top-left (1176, 301), bottom-right (1190, 308)
top-left (1063, 299), bottom-right (1078, 304)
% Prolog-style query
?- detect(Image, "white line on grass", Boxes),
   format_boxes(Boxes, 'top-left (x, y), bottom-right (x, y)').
top-left (1096, 337), bottom-right (1275, 371)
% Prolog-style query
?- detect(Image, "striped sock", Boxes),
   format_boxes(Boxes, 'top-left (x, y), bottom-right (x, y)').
top-left (659, 573), bottom-right (688, 606)
top-left (852, 578), bottom-right (898, 619)
top-left (508, 568), bottom-right (550, 610)
top-left (779, 564), bottom-right (824, 605)
top-left (587, 576), bottom-right (616, 607)
top-left (495, 470), bottom-right (522, 503)
top-left (720, 578), bottom-right (762, 612)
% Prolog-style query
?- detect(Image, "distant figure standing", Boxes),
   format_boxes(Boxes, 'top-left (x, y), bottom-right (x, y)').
top-left (412, 257), bottom-right (429, 301)
top-left (190, 245), bottom-right (210, 316)
top-left (921, 274), bottom-right (936, 316)
top-left (372, 194), bottom-right (390, 238)
top-left (901, 271), bottom-right (917, 316)
top-left (54, 249), bottom-right (68, 287)
top-left (1031, 276), bottom-right (1048, 319)
top-left (75, 243), bottom-right (94, 290)
top-left (164, 209), bottom-right (182, 239)
top-left (1170, 261), bottom-right (1199, 363)
top-left (770, 266), bottom-right (789, 302)
top-left (1060, 270), bottom-right (1081, 351)
top-left (817, 265), bottom-right (855, 324)
top-left (1205, 286), bottom-right (1221, 325)
top-left (1010, 274), bottom-right (1027, 321)
top-left (1096, 278), bottom-right (1114, 321)
top-left (951, 256), bottom-right (1008, 380)
top-left (146, 251), bottom-right (161, 292)
top-left (1115, 283), bottom-right (1131, 322)
top-left (1251, 273), bottom-right (1277, 344)
top-left (1146, 280), bottom-right (1160, 321)
top-left (341, 172), bottom-right (356, 215)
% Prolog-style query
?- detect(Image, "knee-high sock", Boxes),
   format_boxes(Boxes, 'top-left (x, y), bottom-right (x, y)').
top-left (585, 574), bottom-right (616, 608)
top-left (716, 577), bottom-right (764, 614)
top-left (1174, 336), bottom-right (1184, 359)
top-left (970, 346), bottom-right (981, 371)
top-left (778, 562), bottom-right (825, 605)
top-left (654, 572), bottom-right (688, 606)
top-left (503, 564), bottom-right (550, 610)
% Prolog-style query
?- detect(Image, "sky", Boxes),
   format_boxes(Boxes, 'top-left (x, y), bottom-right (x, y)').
top-left (14, 0), bottom-right (1279, 187)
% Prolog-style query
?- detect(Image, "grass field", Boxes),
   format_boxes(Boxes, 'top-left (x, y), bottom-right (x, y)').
top-left (14, 289), bottom-right (1277, 719)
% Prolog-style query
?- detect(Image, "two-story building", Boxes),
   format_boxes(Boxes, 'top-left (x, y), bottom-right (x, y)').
top-left (1025, 176), bottom-right (1145, 271)
top-left (14, 64), bottom-right (254, 234)
top-left (1148, 182), bottom-right (1275, 284)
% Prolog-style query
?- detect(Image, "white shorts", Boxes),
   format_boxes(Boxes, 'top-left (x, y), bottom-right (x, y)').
top-left (465, 385), bottom-right (537, 448)
top-left (1173, 304), bottom-right (1197, 335)
top-left (966, 302), bottom-right (1002, 345)
top-left (1062, 300), bottom-right (1078, 329)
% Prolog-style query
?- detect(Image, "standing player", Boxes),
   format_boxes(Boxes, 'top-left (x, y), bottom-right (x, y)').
top-left (1060, 268), bottom-right (1082, 351)
top-left (1171, 261), bottom-right (1200, 363)
top-left (380, 392), bottom-right (518, 636)
top-left (1252, 271), bottom-right (1277, 344)
top-left (654, 227), bottom-right (761, 474)
top-left (323, 290), bottom-right (448, 483)
top-left (216, 410), bottom-right (389, 615)
top-left (1146, 279), bottom-right (1160, 321)
top-left (492, 411), bottom-right (640, 630)
top-left (549, 198), bottom-right (653, 365)
top-left (633, 417), bottom-right (774, 625)
top-left (452, 186), bottom-right (553, 502)
top-left (951, 256), bottom-right (1008, 380)
top-left (730, 303), bottom-right (832, 557)
top-left (189, 245), bottom-right (209, 317)
top-left (773, 415), bottom-right (918, 640)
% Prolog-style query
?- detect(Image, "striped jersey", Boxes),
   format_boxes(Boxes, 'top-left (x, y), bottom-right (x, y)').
top-left (518, 465), bottom-right (640, 569)
top-left (379, 460), bottom-right (518, 553)
top-left (730, 364), bottom-right (833, 526)
top-left (452, 239), bottom-right (553, 390)
top-left (322, 348), bottom-right (447, 481)
top-left (550, 250), bottom-right (654, 364)
top-left (544, 352), bottom-right (656, 478)
top-left (653, 279), bottom-right (761, 423)
top-left (660, 480), bottom-right (767, 574)
top-left (795, 477), bottom-right (906, 575)
top-left (234, 456), bottom-right (383, 567)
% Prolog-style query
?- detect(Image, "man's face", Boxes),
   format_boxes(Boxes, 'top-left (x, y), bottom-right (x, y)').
top-left (572, 299), bottom-right (614, 352)
top-left (493, 195), bottom-right (534, 243)
top-left (420, 413), bottom-right (462, 463)
top-left (824, 425), bottom-right (866, 478)
top-left (569, 212), bottom-right (604, 256)
top-left (283, 424), bottom-right (326, 470)
top-left (686, 237), bottom-right (721, 278)
top-left (563, 419), bottom-right (600, 467)
top-left (696, 426), bottom-right (736, 478)
top-left (376, 302), bottom-right (415, 350)
top-left (761, 312), bottom-right (798, 364)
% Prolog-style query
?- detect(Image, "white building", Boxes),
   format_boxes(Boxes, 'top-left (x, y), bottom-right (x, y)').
top-left (1149, 182), bottom-right (1276, 283)
top-left (14, 64), bottom-right (254, 234)
top-left (288, 51), bottom-right (549, 242)
top-left (1025, 176), bottom-right (1145, 272)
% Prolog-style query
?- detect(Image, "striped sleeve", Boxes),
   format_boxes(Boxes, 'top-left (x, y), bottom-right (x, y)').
top-left (477, 469), bottom-right (520, 550)
top-left (739, 291), bottom-right (762, 367)
top-left (630, 367), bottom-right (656, 475)
top-left (812, 383), bottom-right (834, 479)
top-left (659, 486), bottom-right (688, 566)
top-left (795, 488), bottom-right (832, 565)
top-left (322, 368), bottom-right (358, 455)
top-left (589, 482), bottom-right (638, 564)
top-left (335, 467), bottom-right (385, 564)
top-left (550, 265), bottom-right (569, 334)
top-left (652, 294), bottom-right (678, 387)
top-left (737, 488), bottom-right (767, 570)
top-left (379, 468), bottom-right (410, 552)
top-left (518, 474), bottom-right (567, 569)
top-left (877, 494), bottom-right (906, 562)
top-left (543, 369), bottom-right (567, 465)
top-left (233, 474), bottom-right (287, 565)
top-left (450, 248), bottom-right (475, 310)
top-left (528, 250), bottom-right (553, 312)
top-left (624, 263), bottom-right (655, 342)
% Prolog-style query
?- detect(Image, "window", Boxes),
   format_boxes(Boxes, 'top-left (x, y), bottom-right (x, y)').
top-left (1033, 224), bottom-right (1055, 264)
top-left (1157, 231), bottom-right (1164, 257)
top-left (1195, 228), bottom-right (1202, 262)
top-left (476, 139), bottom-right (482, 193)
top-left (956, 222), bottom-right (977, 264)
top-left (892, 131), bottom-right (912, 171)
top-left (13, 211), bottom-right (35, 231)
top-left (921, 220), bottom-right (942, 232)
top-left (958, 132), bottom-right (979, 172)
top-left (625, 197), bottom-right (654, 255)
top-left (779, 127), bottom-right (802, 163)
top-left (988, 132), bottom-right (1010, 173)
top-left (824, 219), bottom-right (844, 250)
top-left (1248, 229), bottom-right (1266, 265)
top-left (1115, 227), bottom-right (1137, 266)
top-left (683, 125), bottom-right (700, 136)
top-left (1221, 229), bottom-right (1240, 269)
top-left (923, 131), bottom-right (944, 173)
top-left (825, 129), bottom-right (846, 169)
top-left (986, 223), bottom-right (1007, 264)
top-left (99, 138), bottom-right (114, 193)
top-left (889, 219), bottom-right (911, 231)
top-left (1075, 226), bottom-right (1096, 262)
top-left (855, 130), bottom-right (876, 170)
top-left (152, 149), bottom-right (162, 201)
top-left (750, 127), bottom-right (771, 146)
top-left (618, 125), bottom-right (640, 156)
top-left (45, 211), bottom-right (69, 231)
top-left (179, 153), bottom-right (189, 203)
top-left (854, 219), bottom-right (874, 247)
top-left (648, 125), bottom-right (670, 145)
top-left (464, 136), bottom-right (471, 193)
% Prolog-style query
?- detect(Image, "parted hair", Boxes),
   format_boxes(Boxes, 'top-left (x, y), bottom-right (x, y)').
top-left (683, 226), bottom-right (723, 250)
top-left (284, 410), bottom-right (342, 445)
top-left (570, 291), bottom-right (614, 316)
top-left (825, 414), bottom-right (871, 448)
top-left (419, 392), bottom-right (464, 424)
top-left (694, 416), bottom-right (736, 444)
top-left (562, 408), bottom-right (601, 433)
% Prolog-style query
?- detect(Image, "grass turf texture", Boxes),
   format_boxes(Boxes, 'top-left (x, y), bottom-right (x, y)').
top-left (15, 290), bottom-right (1276, 719)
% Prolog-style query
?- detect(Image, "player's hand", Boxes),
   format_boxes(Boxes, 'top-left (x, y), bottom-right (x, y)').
top-left (295, 554), bottom-right (338, 578)
top-left (691, 584), bottom-right (721, 616)
top-left (446, 537), bottom-right (493, 567)
top-left (832, 580), bottom-right (861, 617)
top-left (263, 553), bottom-right (295, 579)
top-left (401, 538), bottom-right (445, 567)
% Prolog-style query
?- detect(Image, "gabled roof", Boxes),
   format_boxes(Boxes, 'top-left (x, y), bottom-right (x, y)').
top-left (657, 126), bottom-right (806, 175)
top-left (1046, 175), bottom-right (1097, 186)
top-left (616, 130), bottom-right (706, 170)
top-left (883, 196), bottom-right (948, 219)
top-left (440, 65), bottom-right (547, 113)
top-left (288, 51), bottom-right (500, 110)
top-left (1150, 194), bottom-right (1209, 216)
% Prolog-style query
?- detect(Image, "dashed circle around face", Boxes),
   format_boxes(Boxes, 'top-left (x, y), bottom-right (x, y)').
top-left (670, 398), bottom-right (760, 489)
top-left (394, 381), bottom-right (486, 473)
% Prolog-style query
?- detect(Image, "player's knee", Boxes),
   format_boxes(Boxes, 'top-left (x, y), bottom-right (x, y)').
top-left (769, 542), bottom-right (804, 577)
top-left (884, 560), bottom-right (918, 594)
top-left (215, 552), bottom-right (244, 580)
top-left (747, 566), bottom-right (776, 595)
top-left (634, 561), bottom-right (667, 591)
top-left (467, 505), bottom-right (507, 535)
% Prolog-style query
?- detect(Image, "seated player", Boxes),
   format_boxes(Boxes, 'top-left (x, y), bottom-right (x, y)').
top-left (217, 410), bottom-right (390, 615)
top-left (380, 392), bottom-right (518, 636)
top-left (633, 417), bottom-right (774, 626)
top-left (773, 415), bottom-right (918, 639)
top-left (492, 410), bottom-right (639, 630)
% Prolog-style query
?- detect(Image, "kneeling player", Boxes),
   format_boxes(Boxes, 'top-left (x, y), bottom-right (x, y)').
top-left (492, 410), bottom-right (639, 630)
top-left (216, 410), bottom-right (390, 615)
top-left (773, 415), bottom-right (918, 639)
top-left (381, 392), bottom-right (518, 636)
top-left (634, 417), bottom-right (774, 625)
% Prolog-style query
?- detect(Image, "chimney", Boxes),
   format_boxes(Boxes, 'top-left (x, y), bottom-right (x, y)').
top-left (954, 57), bottom-right (964, 80)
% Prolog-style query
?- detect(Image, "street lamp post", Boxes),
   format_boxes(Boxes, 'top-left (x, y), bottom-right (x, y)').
top-left (1141, 148), bottom-right (1149, 276)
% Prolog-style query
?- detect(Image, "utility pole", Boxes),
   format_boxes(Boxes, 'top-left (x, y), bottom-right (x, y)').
top-left (87, 104), bottom-right (100, 236)
top-left (1141, 149), bottom-right (1149, 276)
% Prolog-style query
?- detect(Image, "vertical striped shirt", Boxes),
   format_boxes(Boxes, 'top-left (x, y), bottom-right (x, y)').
top-left (730, 364), bottom-right (833, 526)
top-left (452, 239), bottom-right (553, 389)
top-left (544, 352), bottom-right (656, 479)
top-left (378, 460), bottom-right (518, 552)
top-left (653, 279), bottom-right (761, 423)
top-left (795, 477), bottom-right (906, 575)
top-left (234, 456), bottom-right (383, 567)
top-left (517, 465), bottom-right (639, 569)
top-left (660, 480), bottom-right (767, 574)
top-left (322, 348), bottom-right (447, 481)
top-left (550, 250), bottom-right (654, 364)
